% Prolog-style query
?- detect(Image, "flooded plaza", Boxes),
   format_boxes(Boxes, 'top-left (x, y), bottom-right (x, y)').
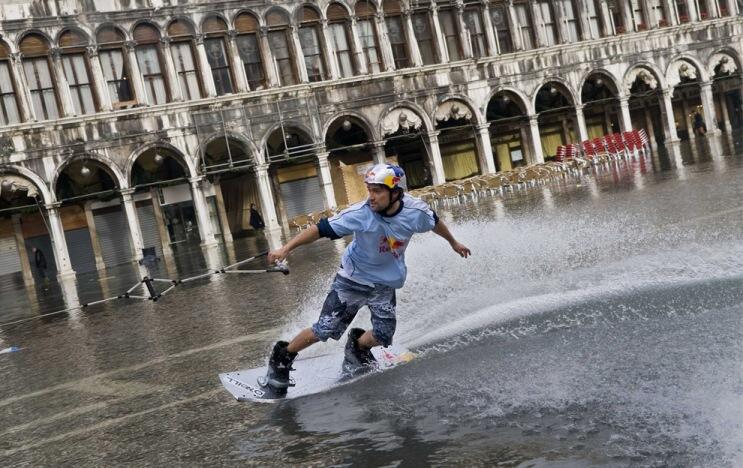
top-left (1, 135), bottom-right (743, 466)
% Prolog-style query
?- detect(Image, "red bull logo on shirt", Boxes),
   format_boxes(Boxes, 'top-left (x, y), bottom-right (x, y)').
top-left (379, 235), bottom-right (406, 258)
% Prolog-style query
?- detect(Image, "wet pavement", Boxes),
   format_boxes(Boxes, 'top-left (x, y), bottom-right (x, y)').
top-left (1, 135), bottom-right (743, 466)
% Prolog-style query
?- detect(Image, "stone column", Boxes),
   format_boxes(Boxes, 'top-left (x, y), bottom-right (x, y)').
top-left (10, 53), bottom-right (35, 121)
top-left (11, 214), bottom-right (34, 285)
top-left (404, 11), bottom-right (424, 67)
top-left (290, 25), bottom-right (310, 84)
top-left (86, 46), bottom-right (113, 111)
top-left (321, 20), bottom-right (341, 79)
top-left (350, 17), bottom-right (368, 74)
top-left (83, 201), bottom-right (106, 270)
top-left (685, 0), bottom-right (699, 22)
top-left (507, 2), bottom-right (523, 50)
top-left (317, 151), bottom-right (338, 210)
top-left (700, 81), bottom-right (721, 135)
top-left (661, 88), bottom-right (680, 143)
top-left (530, 0), bottom-right (547, 47)
top-left (619, 96), bottom-right (633, 132)
top-left (159, 37), bottom-right (183, 101)
top-left (188, 177), bottom-right (217, 246)
top-left (718, 91), bottom-right (731, 132)
top-left (643, 101), bottom-right (658, 146)
top-left (50, 49), bottom-right (76, 117)
top-left (211, 179), bottom-right (233, 243)
top-left (425, 131), bottom-right (447, 185)
top-left (681, 97), bottom-right (695, 140)
top-left (255, 163), bottom-right (280, 230)
top-left (372, 141), bottom-right (387, 164)
top-left (46, 203), bottom-right (75, 277)
top-left (125, 42), bottom-right (147, 105)
top-left (259, 28), bottom-right (280, 87)
top-left (575, 105), bottom-right (589, 142)
top-left (455, 2), bottom-right (473, 59)
top-left (227, 31), bottom-right (249, 93)
top-left (148, 189), bottom-right (173, 257)
top-left (475, 124), bottom-right (497, 174)
top-left (578, 0), bottom-right (593, 40)
top-left (120, 189), bottom-right (145, 261)
top-left (528, 114), bottom-right (546, 163)
top-left (376, 12), bottom-right (396, 71)
top-left (430, 4), bottom-right (449, 63)
top-left (195, 35), bottom-right (218, 97)
top-left (600, 0), bottom-right (614, 37)
top-left (481, 0), bottom-right (499, 56)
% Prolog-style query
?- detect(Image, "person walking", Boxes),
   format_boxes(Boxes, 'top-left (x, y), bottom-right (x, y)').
top-left (249, 203), bottom-right (265, 230)
top-left (262, 163), bottom-right (471, 394)
top-left (32, 247), bottom-right (48, 281)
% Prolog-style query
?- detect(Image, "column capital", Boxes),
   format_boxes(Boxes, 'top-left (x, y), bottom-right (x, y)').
top-left (372, 140), bottom-right (386, 148)
top-left (195, 34), bottom-right (205, 45)
top-left (124, 41), bottom-right (137, 52)
top-left (49, 47), bottom-right (62, 60)
top-left (661, 88), bottom-right (673, 98)
top-left (188, 176), bottom-right (205, 185)
top-left (575, 104), bottom-right (585, 111)
top-left (259, 26), bottom-right (270, 38)
top-left (45, 202), bottom-right (62, 211)
top-left (528, 114), bottom-right (539, 123)
top-left (475, 123), bottom-right (491, 132)
top-left (9, 52), bottom-right (21, 63)
top-left (700, 80), bottom-right (714, 89)
top-left (375, 11), bottom-right (385, 22)
top-left (86, 45), bottom-right (99, 57)
top-left (159, 36), bottom-right (172, 46)
top-left (426, 131), bottom-right (441, 141)
top-left (120, 187), bottom-right (135, 197)
top-left (227, 30), bottom-right (238, 39)
top-left (256, 162), bottom-right (270, 172)
top-left (618, 95), bottom-right (630, 104)
top-left (429, 2), bottom-right (439, 13)
top-left (316, 151), bottom-right (330, 160)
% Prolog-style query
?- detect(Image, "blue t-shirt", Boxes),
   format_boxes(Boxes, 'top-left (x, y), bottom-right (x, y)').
top-left (317, 194), bottom-right (438, 289)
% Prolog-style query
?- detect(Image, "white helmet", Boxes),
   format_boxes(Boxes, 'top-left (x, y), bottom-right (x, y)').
top-left (363, 164), bottom-right (407, 191)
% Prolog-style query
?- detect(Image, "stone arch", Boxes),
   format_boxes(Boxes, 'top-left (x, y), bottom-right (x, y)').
top-left (167, 16), bottom-right (199, 36)
top-left (0, 164), bottom-right (54, 205)
top-left (322, 110), bottom-right (379, 142)
top-left (130, 20), bottom-right (165, 39)
top-left (578, 69), bottom-right (622, 101)
top-left (52, 153), bottom-right (127, 193)
top-left (483, 86), bottom-right (532, 116)
top-left (325, 1), bottom-right (354, 18)
top-left (623, 62), bottom-right (666, 94)
top-left (532, 77), bottom-right (577, 110)
top-left (666, 54), bottom-right (708, 88)
top-left (55, 26), bottom-right (93, 47)
top-left (294, 3), bottom-right (324, 23)
top-left (264, 6), bottom-right (293, 25)
top-left (378, 101), bottom-right (432, 137)
top-left (16, 30), bottom-right (55, 50)
top-left (199, 12), bottom-right (232, 33)
top-left (94, 23), bottom-right (131, 43)
top-left (707, 48), bottom-right (741, 78)
top-left (233, 9), bottom-right (265, 29)
top-left (126, 141), bottom-right (198, 185)
top-left (198, 132), bottom-right (259, 167)
top-left (434, 95), bottom-right (485, 125)
top-left (260, 121), bottom-right (319, 156)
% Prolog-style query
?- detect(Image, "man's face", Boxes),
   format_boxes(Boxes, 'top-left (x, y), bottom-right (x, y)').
top-left (367, 184), bottom-right (392, 212)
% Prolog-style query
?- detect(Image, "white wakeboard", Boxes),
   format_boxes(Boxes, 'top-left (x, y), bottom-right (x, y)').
top-left (219, 345), bottom-right (415, 403)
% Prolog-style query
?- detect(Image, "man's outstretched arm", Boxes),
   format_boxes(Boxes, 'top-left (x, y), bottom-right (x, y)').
top-left (268, 225), bottom-right (320, 263)
top-left (432, 219), bottom-right (471, 258)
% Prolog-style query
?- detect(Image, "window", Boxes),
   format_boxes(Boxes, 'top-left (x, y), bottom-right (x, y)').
top-left (234, 13), bottom-right (266, 90)
top-left (168, 20), bottom-right (202, 100)
top-left (514, 3), bottom-right (535, 49)
top-left (412, 12), bottom-right (437, 64)
top-left (536, 1), bottom-right (558, 46)
top-left (438, 9), bottom-right (462, 61)
top-left (329, 23), bottom-right (355, 77)
top-left (675, 0), bottom-right (690, 23)
top-left (385, 15), bottom-right (409, 68)
top-left (718, 0), bottom-right (730, 16)
top-left (136, 45), bottom-right (167, 104)
top-left (465, 8), bottom-right (487, 58)
top-left (585, 0), bottom-right (604, 38)
top-left (204, 38), bottom-right (233, 95)
top-left (59, 30), bottom-right (95, 114)
top-left (608, 1), bottom-right (626, 33)
top-left (20, 35), bottom-right (59, 120)
top-left (299, 26), bottom-right (326, 81)
top-left (269, 31), bottom-right (296, 85)
top-left (97, 26), bottom-right (133, 105)
top-left (490, 2), bottom-right (513, 54)
top-left (556, 0), bottom-right (581, 42)
top-left (697, 0), bottom-right (712, 19)
top-left (356, 1), bottom-right (382, 73)
top-left (0, 46), bottom-right (20, 124)
top-left (631, 0), bottom-right (647, 30)
top-left (648, 0), bottom-right (668, 27)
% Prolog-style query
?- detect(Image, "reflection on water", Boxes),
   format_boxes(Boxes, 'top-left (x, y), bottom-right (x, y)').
top-left (1, 134), bottom-right (743, 466)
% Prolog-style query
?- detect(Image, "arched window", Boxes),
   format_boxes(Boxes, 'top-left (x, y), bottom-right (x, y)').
top-left (489, 1), bottom-right (513, 53)
top-left (438, 6), bottom-right (462, 61)
top-left (59, 29), bottom-right (96, 114)
top-left (356, 0), bottom-right (382, 73)
top-left (632, 0), bottom-right (647, 30)
top-left (327, 3), bottom-right (356, 77)
top-left (266, 9), bottom-right (297, 86)
top-left (555, 0), bottom-right (581, 41)
top-left (382, 0), bottom-right (410, 68)
top-left (535, 1), bottom-right (558, 46)
top-left (719, 0), bottom-right (731, 16)
top-left (649, 0), bottom-right (669, 27)
top-left (133, 24), bottom-right (168, 105)
top-left (0, 42), bottom-right (21, 124)
top-left (464, 3), bottom-right (487, 58)
top-left (96, 26), bottom-right (134, 106)
top-left (203, 16), bottom-right (235, 95)
top-left (20, 34), bottom-right (60, 120)
top-left (168, 19), bottom-right (202, 100)
top-left (411, 4), bottom-right (437, 64)
top-left (235, 12), bottom-right (267, 89)
top-left (513, 1), bottom-right (535, 49)
top-left (585, 0), bottom-right (605, 37)
top-left (607, 1), bottom-right (626, 33)
top-left (297, 6), bottom-right (327, 82)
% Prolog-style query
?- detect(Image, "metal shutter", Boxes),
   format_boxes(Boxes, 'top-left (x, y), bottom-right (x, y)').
top-left (64, 228), bottom-right (97, 274)
top-left (0, 237), bottom-right (21, 276)
top-left (279, 176), bottom-right (325, 219)
top-left (94, 208), bottom-right (133, 268)
top-left (136, 204), bottom-right (163, 257)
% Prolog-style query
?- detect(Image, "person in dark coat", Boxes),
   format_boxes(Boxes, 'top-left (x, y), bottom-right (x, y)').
top-left (249, 203), bottom-right (265, 230)
top-left (32, 247), bottom-right (48, 280)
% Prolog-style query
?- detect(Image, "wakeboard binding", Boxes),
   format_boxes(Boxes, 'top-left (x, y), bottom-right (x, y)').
top-left (258, 341), bottom-right (297, 397)
top-left (341, 328), bottom-right (379, 379)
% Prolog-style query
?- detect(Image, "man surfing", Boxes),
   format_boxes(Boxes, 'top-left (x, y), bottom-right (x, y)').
top-left (263, 163), bottom-right (471, 396)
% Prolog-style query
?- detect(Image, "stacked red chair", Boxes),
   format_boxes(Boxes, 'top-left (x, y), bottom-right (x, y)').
top-left (622, 131), bottom-right (638, 155)
top-left (604, 135), bottom-right (620, 159)
top-left (611, 133), bottom-right (627, 158)
top-left (638, 128), bottom-right (650, 152)
top-left (582, 140), bottom-right (596, 160)
top-left (591, 137), bottom-right (606, 158)
top-left (555, 145), bottom-right (567, 162)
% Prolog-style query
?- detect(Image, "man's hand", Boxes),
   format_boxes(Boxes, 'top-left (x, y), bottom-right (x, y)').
top-left (451, 242), bottom-right (471, 258)
top-left (268, 246), bottom-right (290, 264)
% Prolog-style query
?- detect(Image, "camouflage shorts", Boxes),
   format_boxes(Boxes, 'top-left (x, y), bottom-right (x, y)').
top-left (311, 274), bottom-right (397, 347)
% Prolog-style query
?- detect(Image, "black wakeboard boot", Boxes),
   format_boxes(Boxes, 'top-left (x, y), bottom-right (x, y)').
top-left (259, 341), bottom-right (297, 397)
top-left (341, 328), bottom-right (378, 379)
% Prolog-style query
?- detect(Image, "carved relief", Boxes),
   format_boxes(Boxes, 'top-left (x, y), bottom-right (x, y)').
top-left (434, 100), bottom-right (473, 123)
top-left (709, 53), bottom-right (738, 77)
top-left (625, 67), bottom-right (658, 93)
top-left (381, 108), bottom-right (422, 136)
